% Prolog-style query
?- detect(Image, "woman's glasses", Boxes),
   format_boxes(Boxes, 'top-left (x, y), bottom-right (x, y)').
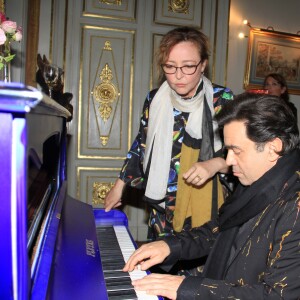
top-left (161, 61), bottom-right (202, 75)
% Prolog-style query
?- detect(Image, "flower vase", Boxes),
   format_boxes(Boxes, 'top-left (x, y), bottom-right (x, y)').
top-left (0, 42), bottom-right (11, 83)
top-left (2, 61), bottom-right (11, 82)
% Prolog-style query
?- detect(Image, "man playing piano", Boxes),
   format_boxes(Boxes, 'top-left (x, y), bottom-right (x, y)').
top-left (123, 93), bottom-right (300, 299)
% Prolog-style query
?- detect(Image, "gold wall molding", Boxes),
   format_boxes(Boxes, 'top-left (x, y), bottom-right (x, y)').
top-left (100, 0), bottom-right (121, 5)
top-left (83, 0), bottom-right (136, 22)
top-left (91, 40), bottom-right (120, 146)
top-left (78, 26), bottom-right (134, 159)
top-left (0, 0), bottom-right (5, 13)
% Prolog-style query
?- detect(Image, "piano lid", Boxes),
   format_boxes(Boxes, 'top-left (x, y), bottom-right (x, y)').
top-left (0, 82), bottom-right (70, 300)
top-left (0, 82), bottom-right (71, 119)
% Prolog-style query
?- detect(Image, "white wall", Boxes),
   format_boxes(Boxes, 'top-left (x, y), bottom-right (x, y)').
top-left (227, 0), bottom-right (300, 124)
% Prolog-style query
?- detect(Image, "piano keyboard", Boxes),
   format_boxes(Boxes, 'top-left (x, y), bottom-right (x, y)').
top-left (96, 225), bottom-right (158, 300)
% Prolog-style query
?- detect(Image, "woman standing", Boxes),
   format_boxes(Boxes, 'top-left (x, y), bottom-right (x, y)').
top-left (104, 27), bottom-right (233, 244)
top-left (263, 73), bottom-right (298, 121)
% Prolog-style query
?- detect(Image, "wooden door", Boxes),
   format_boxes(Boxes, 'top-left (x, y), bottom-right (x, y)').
top-left (44, 0), bottom-right (230, 241)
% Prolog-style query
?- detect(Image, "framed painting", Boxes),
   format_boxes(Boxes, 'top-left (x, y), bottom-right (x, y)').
top-left (244, 28), bottom-right (300, 95)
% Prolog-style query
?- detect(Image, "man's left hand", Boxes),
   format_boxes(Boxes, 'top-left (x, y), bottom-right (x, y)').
top-left (132, 273), bottom-right (184, 300)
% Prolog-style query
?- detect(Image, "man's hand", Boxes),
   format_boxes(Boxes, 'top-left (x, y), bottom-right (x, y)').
top-left (132, 273), bottom-right (184, 300)
top-left (123, 241), bottom-right (171, 272)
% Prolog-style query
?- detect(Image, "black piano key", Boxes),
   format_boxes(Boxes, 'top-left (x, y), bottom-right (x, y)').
top-left (107, 289), bottom-right (137, 299)
top-left (100, 255), bottom-right (125, 261)
top-left (96, 225), bottom-right (139, 299)
top-left (104, 270), bottom-right (131, 279)
top-left (109, 296), bottom-right (137, 300)
top-left (101, 265), bottom-right (124, 271)
top-left (101, 257), bottom-right (124, 261)
top-left (105, 277), bottom-right (132, 287)
top-left (107, 284), bottom-right (135, 291)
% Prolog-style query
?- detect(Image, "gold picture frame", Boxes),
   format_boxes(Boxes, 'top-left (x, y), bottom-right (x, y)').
top-left (25, 0), bottom-right (40, 87)
top-left (244, 28), bottom-right (300, 95)
top-left (0, 0), bottom-right (5, 13)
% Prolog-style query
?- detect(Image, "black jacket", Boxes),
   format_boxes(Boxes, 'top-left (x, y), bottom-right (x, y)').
top-left (162, 154), bottom-right (300, 299)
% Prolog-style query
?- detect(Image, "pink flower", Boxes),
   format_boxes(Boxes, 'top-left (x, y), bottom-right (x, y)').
top-left (1, 20), bottom-right (17, 34)
top-left (0, 16), bottom-right (23, 69)
top-left (0, 28), bottom-right (6, 45)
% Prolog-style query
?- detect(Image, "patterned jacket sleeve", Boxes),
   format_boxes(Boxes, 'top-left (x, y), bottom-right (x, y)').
top-left (119, 89), bottom-right (157, 189)
top-left (212, 85), bottom-right (234, 114)
top-left (212, 85), bottom-right (234, 159)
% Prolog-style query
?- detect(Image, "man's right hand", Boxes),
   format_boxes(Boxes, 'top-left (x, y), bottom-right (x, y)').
top-left (123, 241), bottom-right (171, 272)
top-left (104, 179), bottom-right (125, 212)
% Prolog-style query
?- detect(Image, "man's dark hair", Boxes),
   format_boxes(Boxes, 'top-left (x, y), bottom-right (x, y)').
top-left (216, 92), bottom-right (299, 155)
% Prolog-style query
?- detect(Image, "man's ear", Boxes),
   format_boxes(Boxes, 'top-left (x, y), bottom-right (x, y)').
top-left (268, 137), bottom-right (283, 161)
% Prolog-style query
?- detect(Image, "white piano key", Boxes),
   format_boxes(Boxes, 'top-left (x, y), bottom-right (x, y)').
top-left (113, 226), bottom-right (158, 300)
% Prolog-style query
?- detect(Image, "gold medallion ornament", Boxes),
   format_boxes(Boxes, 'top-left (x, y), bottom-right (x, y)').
top-left (93, 81), bottom-right (116, 121)
top-left (168, 0), bottom-right (189, 14)
top-left (92, 63), bottom-right (119, 122)
top-left (93, 181), bottom-right (114, 205)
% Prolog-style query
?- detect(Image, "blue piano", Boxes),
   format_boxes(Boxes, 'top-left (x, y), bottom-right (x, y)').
top-left (0, 83), bottom-right (162, 300)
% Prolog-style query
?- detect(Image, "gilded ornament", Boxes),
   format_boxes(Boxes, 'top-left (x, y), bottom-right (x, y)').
top-left (100, 136), bottom-right (109, 146)
top-left (104, 40), bottom-right (112, 50)
top-left (100, 0), bottom-right (122, 5)
top-left (100, 62), bottom-right (113, 83)
top-left (93, 181), bottom-right (114, 205)
top-left (168, 0), bottom-right (189, 14)
top-left (94, 82), bottom-right (117, 103)
top-left (92, 63), bottom-right (119, 122)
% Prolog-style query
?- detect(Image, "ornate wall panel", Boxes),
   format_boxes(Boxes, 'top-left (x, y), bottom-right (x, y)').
top-left (77, 166), bottom-right (120, 206)
top-left (154, 0), bottom-right (203, 27)
top-left (77, 166), bottom-right (149, 240)
top-left (79, 26), bottom-right (134, 159)
top-left (83, 0), bottom-right (137, 21)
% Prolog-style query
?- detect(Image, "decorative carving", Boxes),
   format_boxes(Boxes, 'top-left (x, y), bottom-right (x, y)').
top-left (92, 181), bottom-right (114, 205)
top-left (91, 41), bottom-right (120, 146)
top-left (100, 136), bottom-right (109, 146)
top-left (100, 0), bottom-right (122, 5)
top-left (168, 0), bottom-right (189, 14)
top-left (93, 65), bottom-right (118, 122)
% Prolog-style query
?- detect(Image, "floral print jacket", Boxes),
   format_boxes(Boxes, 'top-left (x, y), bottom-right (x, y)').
top-left (119, 84), bottom-right (233, 222)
